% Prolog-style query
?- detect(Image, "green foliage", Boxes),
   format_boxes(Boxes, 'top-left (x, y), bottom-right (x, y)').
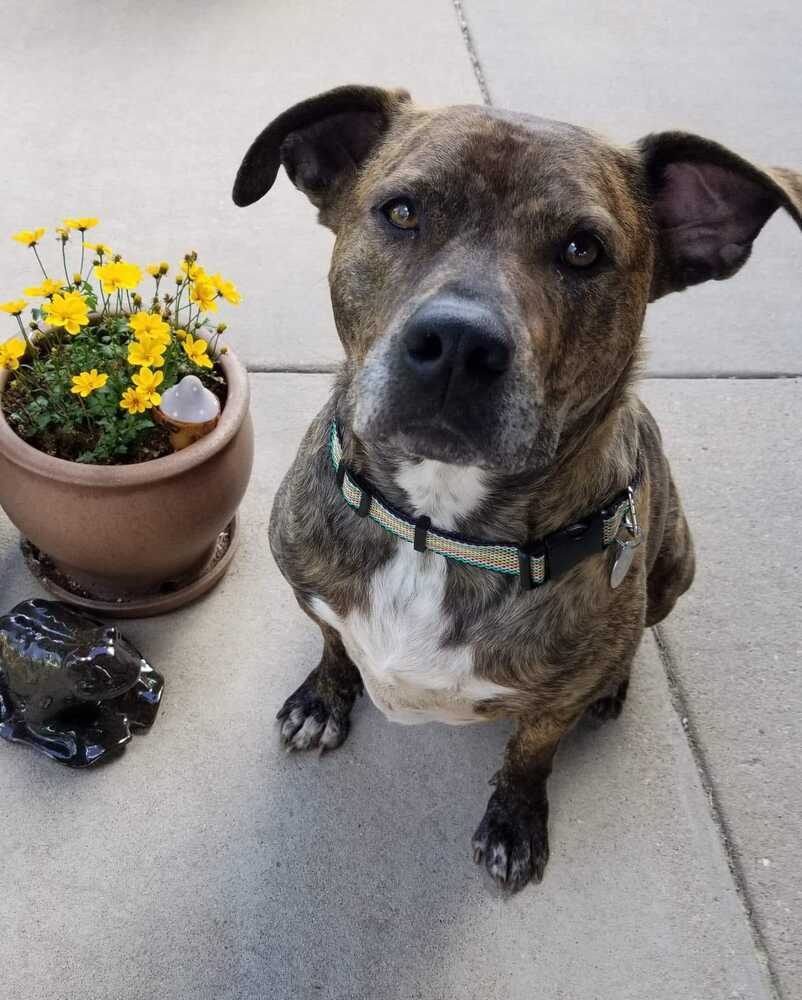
top-left (2, 316), bottom-right (225, 465)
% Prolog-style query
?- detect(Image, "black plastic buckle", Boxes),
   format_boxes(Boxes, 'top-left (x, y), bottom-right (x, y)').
top-left (543, 513), bottom-right (604, 582)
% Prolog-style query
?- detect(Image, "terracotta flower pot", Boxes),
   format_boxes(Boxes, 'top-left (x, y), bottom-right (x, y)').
top-left (0, 350), bottom-right (253, 617)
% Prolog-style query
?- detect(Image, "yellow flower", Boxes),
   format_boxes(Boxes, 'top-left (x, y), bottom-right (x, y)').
top-left (85, 242), bottom-right (111, 256)
top-left (0, 338), bottom-right (26, 370)
top-left (182, 333), bottom-right (213, 368)
top-left (42, 291), bottom-right (90, 335)
top-left (146, 264), bottom-right (161, 277)
top-left (55, 226), bottom-right (71, 241)
top-left (128, 335), bottom-right (166, 369)
top-left (179, 260), bottom-right (206, 281)
top-left (132, 367), bottom-right (163, 405)
top-left (64, 217), bottom-right (99, 232)
top-left (94, 260), bottom-right (142, 293)
top-left (189, 276), bottom-right (218, 313)
top-left (128, 311), bottom-right (171, 345)
top-left (120, 386), bottom-right (153, 414)
top-left (24, 278), bottom-right (65, 298)
top-left (0, 299), bottom-right (28, 316)
top-left (210, 273), bottom-right (241, 305)
top-left (11, 228), bottom-right (45, 247)
top-left (71, 369), bottom-right (108, 397)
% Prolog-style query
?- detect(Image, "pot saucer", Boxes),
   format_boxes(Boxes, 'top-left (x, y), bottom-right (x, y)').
top-left (21, 517), bottom-right (240, 619)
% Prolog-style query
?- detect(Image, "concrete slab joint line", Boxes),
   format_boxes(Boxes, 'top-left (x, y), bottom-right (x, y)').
top-left (451, 0), bottom-right (492, 104)
top-left (246, 367), bottom-right (802, 379)
top-left (652, 624), bottom-right (784, 1000)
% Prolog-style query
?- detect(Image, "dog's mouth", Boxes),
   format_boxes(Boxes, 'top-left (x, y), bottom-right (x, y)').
top-left (372, 414), bottom-right (555, 474)
top-left (393, 419), bottom-right (486, 466)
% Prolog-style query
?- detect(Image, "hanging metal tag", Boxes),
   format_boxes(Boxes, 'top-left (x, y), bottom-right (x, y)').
top-left (611, 540), bottom-right (637, 588)
top-left (610, 486), bottom-right (642, 589)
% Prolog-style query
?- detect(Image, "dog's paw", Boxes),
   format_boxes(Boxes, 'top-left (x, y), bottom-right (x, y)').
top-left (587, 677), bottom-right (629, 725)
top-left (276, 674), bottom-right (355, 753)
top-left (472, 792), bottom-right (549, 892)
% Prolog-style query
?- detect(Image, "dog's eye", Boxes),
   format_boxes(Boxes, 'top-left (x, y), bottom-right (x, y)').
top-left (562, 234), bottom-right (603, 269)
top-left (382, 197), bottom-right (419, 231)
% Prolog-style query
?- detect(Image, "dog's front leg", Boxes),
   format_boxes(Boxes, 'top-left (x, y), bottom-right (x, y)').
top-left (473, 717), bottom-right (563, 892)
top-left (277, 623), bottom-right (363, 753)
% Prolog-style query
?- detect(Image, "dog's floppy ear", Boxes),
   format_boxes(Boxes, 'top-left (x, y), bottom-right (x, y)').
top-left (637, 131), bottom-right (802, 300)
top-left (232, 84), bottom-right (411, 214)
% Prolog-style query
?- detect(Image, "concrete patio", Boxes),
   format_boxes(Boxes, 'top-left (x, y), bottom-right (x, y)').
top-left (1, 2), bottom-right (799, 998)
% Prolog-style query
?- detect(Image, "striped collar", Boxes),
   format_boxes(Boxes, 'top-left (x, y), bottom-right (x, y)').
top-left (329, 422), bottom-right (641, 590)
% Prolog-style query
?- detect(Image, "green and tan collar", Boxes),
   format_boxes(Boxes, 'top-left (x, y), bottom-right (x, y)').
top-left (329, 422), bottom-right (642, 590)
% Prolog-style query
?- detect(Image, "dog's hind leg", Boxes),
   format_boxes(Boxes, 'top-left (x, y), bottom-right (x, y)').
top-left (277, 622), bottom-right (363, 753)
top-left (646, 474), bottom-right (695, 628)
top-left (586, 677), bottom-right (630, 724)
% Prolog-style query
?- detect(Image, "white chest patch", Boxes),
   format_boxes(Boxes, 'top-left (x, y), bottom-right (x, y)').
top-left (310, 459), bottom-right (516, 725)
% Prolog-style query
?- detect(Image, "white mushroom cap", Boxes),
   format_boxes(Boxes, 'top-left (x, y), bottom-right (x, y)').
top-left (159, 375), bottom-right (221, 423)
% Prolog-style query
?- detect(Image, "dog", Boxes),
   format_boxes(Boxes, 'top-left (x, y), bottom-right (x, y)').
top-left (233, 85), bottom-right (801, 892)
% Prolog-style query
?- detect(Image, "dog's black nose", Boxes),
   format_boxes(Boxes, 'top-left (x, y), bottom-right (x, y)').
top-left (402, 297), bottom-right (512, 389)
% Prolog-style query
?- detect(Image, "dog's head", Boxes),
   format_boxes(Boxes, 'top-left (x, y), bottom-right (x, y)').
top-left (234, 85), bottom-right (801, 472)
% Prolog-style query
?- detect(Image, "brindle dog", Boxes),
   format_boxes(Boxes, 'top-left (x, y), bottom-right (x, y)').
top-left (233, 86), bottom-right (802, 892)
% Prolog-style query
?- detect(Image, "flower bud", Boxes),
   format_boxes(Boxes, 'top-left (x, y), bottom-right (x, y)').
top-left (215, 323), bottom-right (227, 334)
top-left (159, 262), bottom-right (169, 275)
top-left (175, 275), bottom-right (184, 285)
top-left (176, 328), bottom-right (187, 341)
top-left (72, 272), bottom-right (82, 285)
top-left (220, 346), bottom-right (229, 355)
top-left (113, 254), bottom-right (122, 262)
top-left (132, 293), bottom-right (143, 307)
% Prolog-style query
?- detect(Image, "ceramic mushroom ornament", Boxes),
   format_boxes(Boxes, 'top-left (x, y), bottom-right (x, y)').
top-left (155, 375), bottom-right (221, 451)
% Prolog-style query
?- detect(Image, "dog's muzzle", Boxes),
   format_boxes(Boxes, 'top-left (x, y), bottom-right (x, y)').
top-left (376, 293), bottom-right (516, 462)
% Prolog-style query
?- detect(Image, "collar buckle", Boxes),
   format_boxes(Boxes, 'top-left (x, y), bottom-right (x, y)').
top-left (544, 512), bottom-right (605, 582)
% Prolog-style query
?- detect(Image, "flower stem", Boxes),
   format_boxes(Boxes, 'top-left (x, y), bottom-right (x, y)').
top-left (174, 283), bottom-right (183, 326)
top-left (61, 240), bottom-right (70, 284)
top-left (32, 245), bottom-right (48, 279)
top-left (80, 232), bottom-right (85, 275)
top-left (15, 314), bottom-right (34, 354)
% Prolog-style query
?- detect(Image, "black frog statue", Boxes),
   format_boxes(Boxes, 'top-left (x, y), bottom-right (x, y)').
top-left (0, 599), bottom-right (164, 767)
